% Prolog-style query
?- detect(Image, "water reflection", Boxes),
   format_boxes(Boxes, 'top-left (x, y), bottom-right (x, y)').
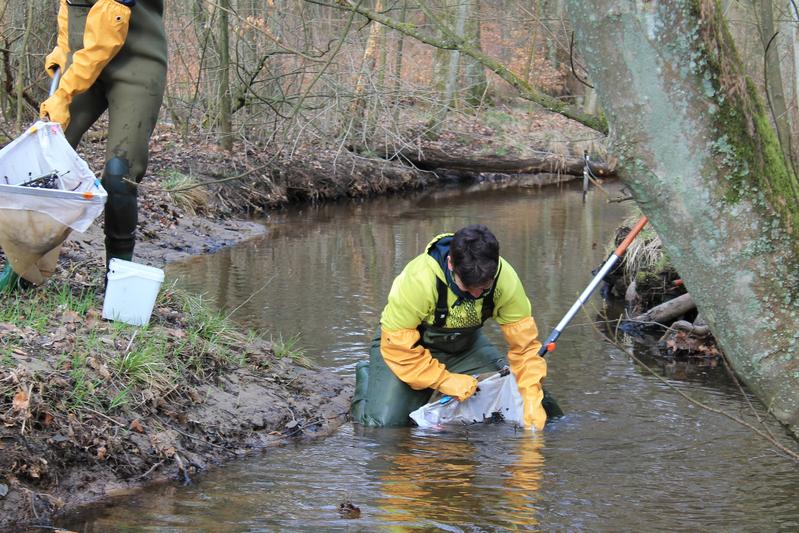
top-left (366, 428), bottom-right (545, 529)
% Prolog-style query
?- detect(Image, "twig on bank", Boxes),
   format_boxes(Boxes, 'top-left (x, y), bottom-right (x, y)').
top-left (83, 406), bottom-right (126, 428)
top-left (124, 329), bottom-right (139, 355)
top-left (133, 459), bottom-right (165, 481)
top-left (154, 163), bottom-right (274, 193)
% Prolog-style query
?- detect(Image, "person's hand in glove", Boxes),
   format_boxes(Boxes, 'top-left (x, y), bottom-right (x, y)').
top-left (520, 383), bottom-right (546, 430)
top-left (45, 48), bottom-right (67, 78)
top-left (437, 372), bottom-right (478, 401)
top-left (40, 89), bottom-right (72, 129)
top-left (501, 316), bottom-right (548, 431)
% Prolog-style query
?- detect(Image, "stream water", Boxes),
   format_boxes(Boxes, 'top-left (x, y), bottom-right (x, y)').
top-left (60, 182), bottom-right (798, 531)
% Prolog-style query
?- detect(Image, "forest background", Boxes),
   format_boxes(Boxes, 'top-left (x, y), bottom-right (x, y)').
top-left (2, 1), bottom-right (797, 158)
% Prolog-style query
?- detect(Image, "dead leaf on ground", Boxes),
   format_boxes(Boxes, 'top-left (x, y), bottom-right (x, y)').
top-left (130, 419), bottom-right (145, 433)
top-left (12, 389), bottom-right (29, 412)
top-left (167, 328), bottom-right (187, 339)
top-left (62, 310), bottom-right (81, 323)
top-left (87, 357), bottom-right (112, 379)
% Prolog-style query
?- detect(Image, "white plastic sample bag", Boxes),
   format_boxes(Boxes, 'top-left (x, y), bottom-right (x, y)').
top-left (410, 370), bottom-right (524, 428)
top-left (0, 121), bottom-right (106, 283)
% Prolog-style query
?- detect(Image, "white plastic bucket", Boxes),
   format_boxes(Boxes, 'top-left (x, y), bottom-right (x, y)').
top-left (102, 259), bottom-right (165, 326)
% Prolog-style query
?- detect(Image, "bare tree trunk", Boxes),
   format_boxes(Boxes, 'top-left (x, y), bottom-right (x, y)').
top-left (442, 0), bottom-right (469, 109)
top-left (522, 0), bottom-right (542, 84)
top-left (14, 0), bottom-right (33, 130)
top-left (463, 0), bottom-right (488, 106)
top-left (217, 0), bottom-right (233, 150)
top-left (423, 0), bottom-right (469, 136)
top-left (350, 0), bottom-right (383, 131)
top-left (391, 0), bottom-right (407, 126)
top-left (569, 0), bottom-right (799, 436)
top-left (544, 0), bottom-right (563, 71)
top-left (181, 2), bottom-right (215, 140)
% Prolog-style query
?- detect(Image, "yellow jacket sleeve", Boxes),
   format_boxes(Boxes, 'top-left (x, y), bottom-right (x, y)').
top-left (40, 0), bottom-right (131, 128)
top-left (44, 0), bottom-right (69, 77)
top-left (501, 316), bottom-right (547, 430)
top-left (381, 328), bottom-right (477, 401)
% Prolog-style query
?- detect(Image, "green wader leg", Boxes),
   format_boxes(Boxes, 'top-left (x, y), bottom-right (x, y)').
top-left (0, 264), bottom-right (22, 293)
top-left (101, 156), bottom-right (136, 265)
top-left (352, 328), bottom-right (506, 427)
top-left (63, 9), bottom-right (166, 267)
top-left (353, 329), bottom-right (433, 427)
top-left (101, 55), bottom-right (165, 265)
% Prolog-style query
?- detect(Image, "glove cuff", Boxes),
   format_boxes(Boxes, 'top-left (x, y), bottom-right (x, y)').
top-left (54, 87), bottom-right (73, 105)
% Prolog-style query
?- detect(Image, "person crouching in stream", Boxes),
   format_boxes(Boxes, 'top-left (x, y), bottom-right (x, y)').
top-left (351, 224), bottom-right (551, 430)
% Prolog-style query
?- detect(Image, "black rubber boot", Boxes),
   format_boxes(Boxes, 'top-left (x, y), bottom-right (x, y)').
top-left (102, 157), bottom-right (138, 266)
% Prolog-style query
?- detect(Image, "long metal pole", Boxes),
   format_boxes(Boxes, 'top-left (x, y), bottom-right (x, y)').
top-left (49, 67), bottom-right (61, 98)
top-left (538, 215), bottom-right (649, 356)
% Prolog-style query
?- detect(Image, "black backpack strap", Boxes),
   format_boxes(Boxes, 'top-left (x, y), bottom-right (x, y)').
top-left (480, 262), bottom-right (502, 323)
top-left (433, 277), bottom-right (448, 328)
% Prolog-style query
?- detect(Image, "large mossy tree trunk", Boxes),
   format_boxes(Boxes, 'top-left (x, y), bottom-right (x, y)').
top-left (568, 0), bottom-right (799, 436)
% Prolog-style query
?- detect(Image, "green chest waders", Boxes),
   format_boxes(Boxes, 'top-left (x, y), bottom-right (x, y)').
top-left (64, 0), bottom-right (166, 265)
top-left (352, 278), bottom-right (506, 427)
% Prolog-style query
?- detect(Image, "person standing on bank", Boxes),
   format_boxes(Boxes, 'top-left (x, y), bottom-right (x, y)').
top-left (40, 0), bottom-right (167, 269)
top-left (351, 224), bottom-right (549, 430)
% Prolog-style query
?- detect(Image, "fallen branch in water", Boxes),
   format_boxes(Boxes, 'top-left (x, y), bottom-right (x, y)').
top-left (628, 293), bottom-right (695, 326)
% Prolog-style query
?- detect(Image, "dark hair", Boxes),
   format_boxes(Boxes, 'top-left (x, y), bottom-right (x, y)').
top-left (450, 224), bottom-right (499, 287)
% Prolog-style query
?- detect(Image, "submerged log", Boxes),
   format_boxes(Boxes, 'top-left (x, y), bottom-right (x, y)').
top-left (630, 293), bottom-right (695, 326)
top-left (370, 145), bottom-right (615, 177)
top-left (671, 320), bottom-right (711, 337)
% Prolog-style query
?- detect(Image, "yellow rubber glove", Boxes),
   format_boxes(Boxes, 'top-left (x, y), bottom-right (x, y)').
top-left (44, 0), bottom-right (69, 77)
top-left (39, 90), bottom-right (72, 129)
top-left (501, 316), bottom-right (547, 430)
top-left (381, 328), bottom-right (477, 401)
top-left (436, 373), bottom-right (478, 401)
top-left (39, 0), bottom-right (131, 128)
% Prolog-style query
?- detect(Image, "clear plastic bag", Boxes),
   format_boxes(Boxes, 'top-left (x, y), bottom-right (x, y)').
top-left (410, 369), bottom-right (524, 428)
top-left (0, 122), bottom-right (106, 283)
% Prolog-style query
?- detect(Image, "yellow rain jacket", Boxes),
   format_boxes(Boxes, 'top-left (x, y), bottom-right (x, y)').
top-left (380, 234), bottom-right (548, 430)
top-left (40, 0), bottom-right (133, 129)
